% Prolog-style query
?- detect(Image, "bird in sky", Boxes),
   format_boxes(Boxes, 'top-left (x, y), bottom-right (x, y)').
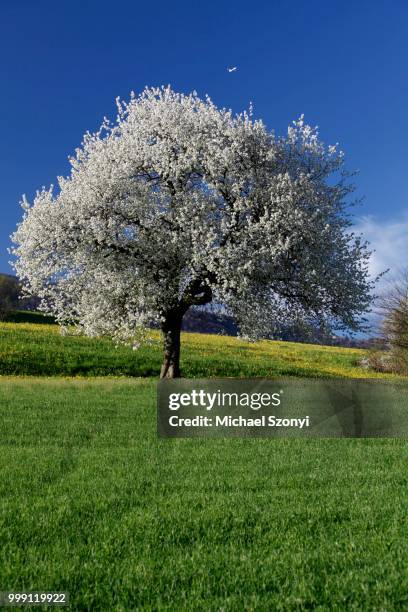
top-left (227, 66), bottom-right (237, 72)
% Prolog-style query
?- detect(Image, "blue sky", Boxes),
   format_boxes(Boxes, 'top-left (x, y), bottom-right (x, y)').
top-left (1, 0), bottom-right (407, 279)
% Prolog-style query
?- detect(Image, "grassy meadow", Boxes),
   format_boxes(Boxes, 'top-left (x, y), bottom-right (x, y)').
top-left (1, 315), bottom-right (407, 609)
top-left (0, 318), bottom-right (403, 379)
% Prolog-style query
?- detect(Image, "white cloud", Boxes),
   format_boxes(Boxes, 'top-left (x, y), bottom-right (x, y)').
top-left (350, 214), bottom-right (408, 334)
top-left (353, 213), bottom-right (408, 284)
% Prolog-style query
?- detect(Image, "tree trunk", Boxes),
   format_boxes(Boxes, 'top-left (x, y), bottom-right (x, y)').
top-left (159, 277), bottom-right (213, 378)
top-left (160, 312), bottom-right (183, 379)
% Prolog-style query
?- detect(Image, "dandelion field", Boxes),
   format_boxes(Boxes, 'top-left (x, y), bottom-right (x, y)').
top-left (0, 320), bottom-right (402, 379)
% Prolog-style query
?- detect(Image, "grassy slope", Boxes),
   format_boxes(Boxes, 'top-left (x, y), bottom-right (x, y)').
top-left (1, 320), bottom-right (407, 608)
top-left (0, 321), bottom-right (403, 379)
top-left (0, 377), bottom-right (407, 610)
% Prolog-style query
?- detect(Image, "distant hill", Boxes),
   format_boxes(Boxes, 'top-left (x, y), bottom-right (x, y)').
top-left (0, 273), bottom-right (40, 318)
top-left (0, 273), bottom-right (23, 318)
top-left (183, 308), bottom-right (386, 349)
top-left (182, 308), bottom-right (238, 335)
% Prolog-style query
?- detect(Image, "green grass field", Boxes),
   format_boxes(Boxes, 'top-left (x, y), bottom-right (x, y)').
top-left (1, 378), bottom-right (407, 610)
top-left (0, 319), bottom-right (403, 379)
top-left (1, 317), bottom-right (407, 609)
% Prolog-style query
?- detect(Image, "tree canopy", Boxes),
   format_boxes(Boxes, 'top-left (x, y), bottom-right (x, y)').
top-left (12, 86), bottom-right (373, 376)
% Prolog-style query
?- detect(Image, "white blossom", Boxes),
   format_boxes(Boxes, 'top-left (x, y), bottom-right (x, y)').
top-left (11, 86), bottom-right (373, 364)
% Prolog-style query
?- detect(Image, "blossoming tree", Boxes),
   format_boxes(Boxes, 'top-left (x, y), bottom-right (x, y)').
top-left (12, 87), bottom-right (373, 377)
